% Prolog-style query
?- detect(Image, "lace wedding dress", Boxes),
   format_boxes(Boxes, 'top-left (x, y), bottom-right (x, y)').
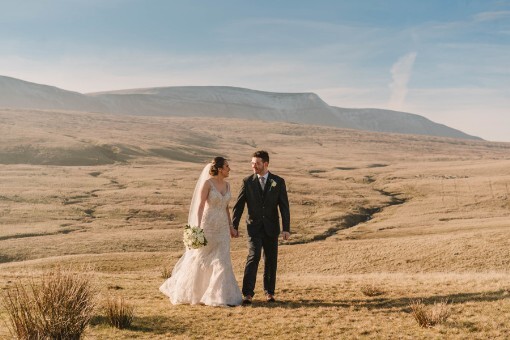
top-left (159, 179), bottom-right (243, 306)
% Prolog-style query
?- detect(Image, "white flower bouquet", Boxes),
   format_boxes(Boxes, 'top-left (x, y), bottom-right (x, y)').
top-left (183, 225), bottom-right (208, 249)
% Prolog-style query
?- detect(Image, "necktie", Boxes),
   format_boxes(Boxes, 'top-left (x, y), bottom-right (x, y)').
top-left (259, 176), bottom-right (266, 190)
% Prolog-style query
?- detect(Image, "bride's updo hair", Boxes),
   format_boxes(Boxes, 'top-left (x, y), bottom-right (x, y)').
top-left (209, 156), bottom-right (227, 176)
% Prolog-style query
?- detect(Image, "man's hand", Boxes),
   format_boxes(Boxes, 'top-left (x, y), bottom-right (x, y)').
top-left (282, 231), bottom-right (290, 241)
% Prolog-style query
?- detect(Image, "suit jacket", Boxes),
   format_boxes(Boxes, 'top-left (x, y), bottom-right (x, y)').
top-left (232, 172), bottom-right (290, 237)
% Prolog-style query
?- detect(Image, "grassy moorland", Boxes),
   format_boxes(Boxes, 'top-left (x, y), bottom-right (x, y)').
top-left (1, 109), bottom-right (509, 339)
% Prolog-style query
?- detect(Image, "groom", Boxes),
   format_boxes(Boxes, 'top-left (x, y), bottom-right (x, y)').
top-left (232, 150), bottom-right (290, 304)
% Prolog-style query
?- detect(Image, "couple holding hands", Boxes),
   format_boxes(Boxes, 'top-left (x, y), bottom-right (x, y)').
top-left (160, 150), bottom-right (290, 307)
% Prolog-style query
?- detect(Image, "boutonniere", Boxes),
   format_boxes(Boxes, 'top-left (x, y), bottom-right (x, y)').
top-left (269, 179), bottom-right (277, 191)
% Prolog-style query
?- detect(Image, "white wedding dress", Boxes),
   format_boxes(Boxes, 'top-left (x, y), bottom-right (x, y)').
top-left (159, 179), bottom-right (243, 306)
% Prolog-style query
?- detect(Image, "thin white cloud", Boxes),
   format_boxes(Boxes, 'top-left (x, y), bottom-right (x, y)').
top-left (225, 17), bottom-right (375, 35)
top-left (0, 51), bottom-right (331, 93)
top-left (388, 52), bottom-right (417, 111)
top-left (474, 11), bottom-right (510, 22)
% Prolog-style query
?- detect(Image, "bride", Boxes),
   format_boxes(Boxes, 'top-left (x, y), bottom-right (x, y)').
top-left (159, 157), bottom-right (243, 306)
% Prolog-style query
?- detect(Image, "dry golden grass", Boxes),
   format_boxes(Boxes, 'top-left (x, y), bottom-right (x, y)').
top-left (1, 108), bottom-right (510, 338)
top-left (104, 296), bottom-right (135, 329)
top-left (410, 299), bottom-right (451, 328)
top-left (360, 282), bottom-right (385, 297)
top-left (1, 266), bottom-right (95, 339)
top-left (160, 267), bottom-right (172, 280)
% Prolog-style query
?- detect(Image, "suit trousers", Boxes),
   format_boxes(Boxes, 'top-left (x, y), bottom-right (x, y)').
top-left (242, 231), bottom-right (279, 296)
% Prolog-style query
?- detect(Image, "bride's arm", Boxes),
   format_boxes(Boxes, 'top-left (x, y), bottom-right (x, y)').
top-left (226, 204), bottom-right (237, 237)
top-left (226, 182), bottom-right (232, 226)
top-left (226, 182), bottom-right (237, 237)
top-left (226, 205), bottom-right (232, 227)
top-left (197, 181), bottom-right (210, 227)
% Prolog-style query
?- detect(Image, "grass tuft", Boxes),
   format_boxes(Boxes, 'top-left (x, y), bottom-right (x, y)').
top-left (104, 296), bottom-right (135, 329)
top-left (1, 266), bottom-right (96, 339)
top-left (410, 299), bottom-right (451, 328)
top-left (161, 267), bottom-right (172, 279)
top-left (360, 283), bottom-right (385, 297)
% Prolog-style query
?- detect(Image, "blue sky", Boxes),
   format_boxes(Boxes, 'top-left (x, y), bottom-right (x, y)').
top-left (1, 0), bottom-right (509, 141)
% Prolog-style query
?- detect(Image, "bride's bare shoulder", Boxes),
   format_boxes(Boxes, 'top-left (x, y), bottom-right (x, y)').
top-left (201, 179), bottom-right (212, 191)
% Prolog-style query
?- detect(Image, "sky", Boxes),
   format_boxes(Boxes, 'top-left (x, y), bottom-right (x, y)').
top-left (1, 0), bottom-right (509, 141)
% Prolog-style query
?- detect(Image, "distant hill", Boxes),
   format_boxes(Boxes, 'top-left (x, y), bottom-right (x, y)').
top-left (88, 86), bottom-right (340, 126)
top-left (331, 108), bottom-right (477, 139)
top-left (0, 75), bottom-right (481, 140)
top-left (0, 75), bottom-right (106, 112)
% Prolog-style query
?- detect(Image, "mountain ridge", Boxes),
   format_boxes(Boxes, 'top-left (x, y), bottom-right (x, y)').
top-left (0, 75), bottom-right (481, 140)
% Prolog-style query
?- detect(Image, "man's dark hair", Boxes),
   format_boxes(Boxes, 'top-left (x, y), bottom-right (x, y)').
top-left (252, 150), bottom-right (269, 163)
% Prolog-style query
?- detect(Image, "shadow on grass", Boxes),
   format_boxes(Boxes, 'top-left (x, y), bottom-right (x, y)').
top-left (0, 254), bottom-right (21, 264)
top-left (248, 289), bottom-right (510, 312)
top-left (90, 314), bottom-right (187, 335)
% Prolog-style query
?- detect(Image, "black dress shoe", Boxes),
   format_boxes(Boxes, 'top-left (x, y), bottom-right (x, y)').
top-left (242, 295), bottom-right (253, 305)
top-left (266, 294), bottom-right (275, 302)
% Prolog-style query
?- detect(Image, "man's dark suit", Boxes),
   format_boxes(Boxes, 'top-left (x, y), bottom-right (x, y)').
top-left (232, 172), bottom-right (290, 297)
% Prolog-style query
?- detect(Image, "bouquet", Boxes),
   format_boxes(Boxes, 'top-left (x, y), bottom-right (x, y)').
top-left (183, 225), bottom-right (208, 249)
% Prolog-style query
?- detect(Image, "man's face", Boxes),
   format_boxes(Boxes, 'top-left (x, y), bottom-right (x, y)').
top-left (251, 157), bottom-right (268, 175)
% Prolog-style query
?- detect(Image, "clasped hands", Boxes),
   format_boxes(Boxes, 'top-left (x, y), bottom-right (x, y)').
top-left (229, 226), bottom-right (239, 238)
top-left (229, 226), bottom-right (291, 241)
